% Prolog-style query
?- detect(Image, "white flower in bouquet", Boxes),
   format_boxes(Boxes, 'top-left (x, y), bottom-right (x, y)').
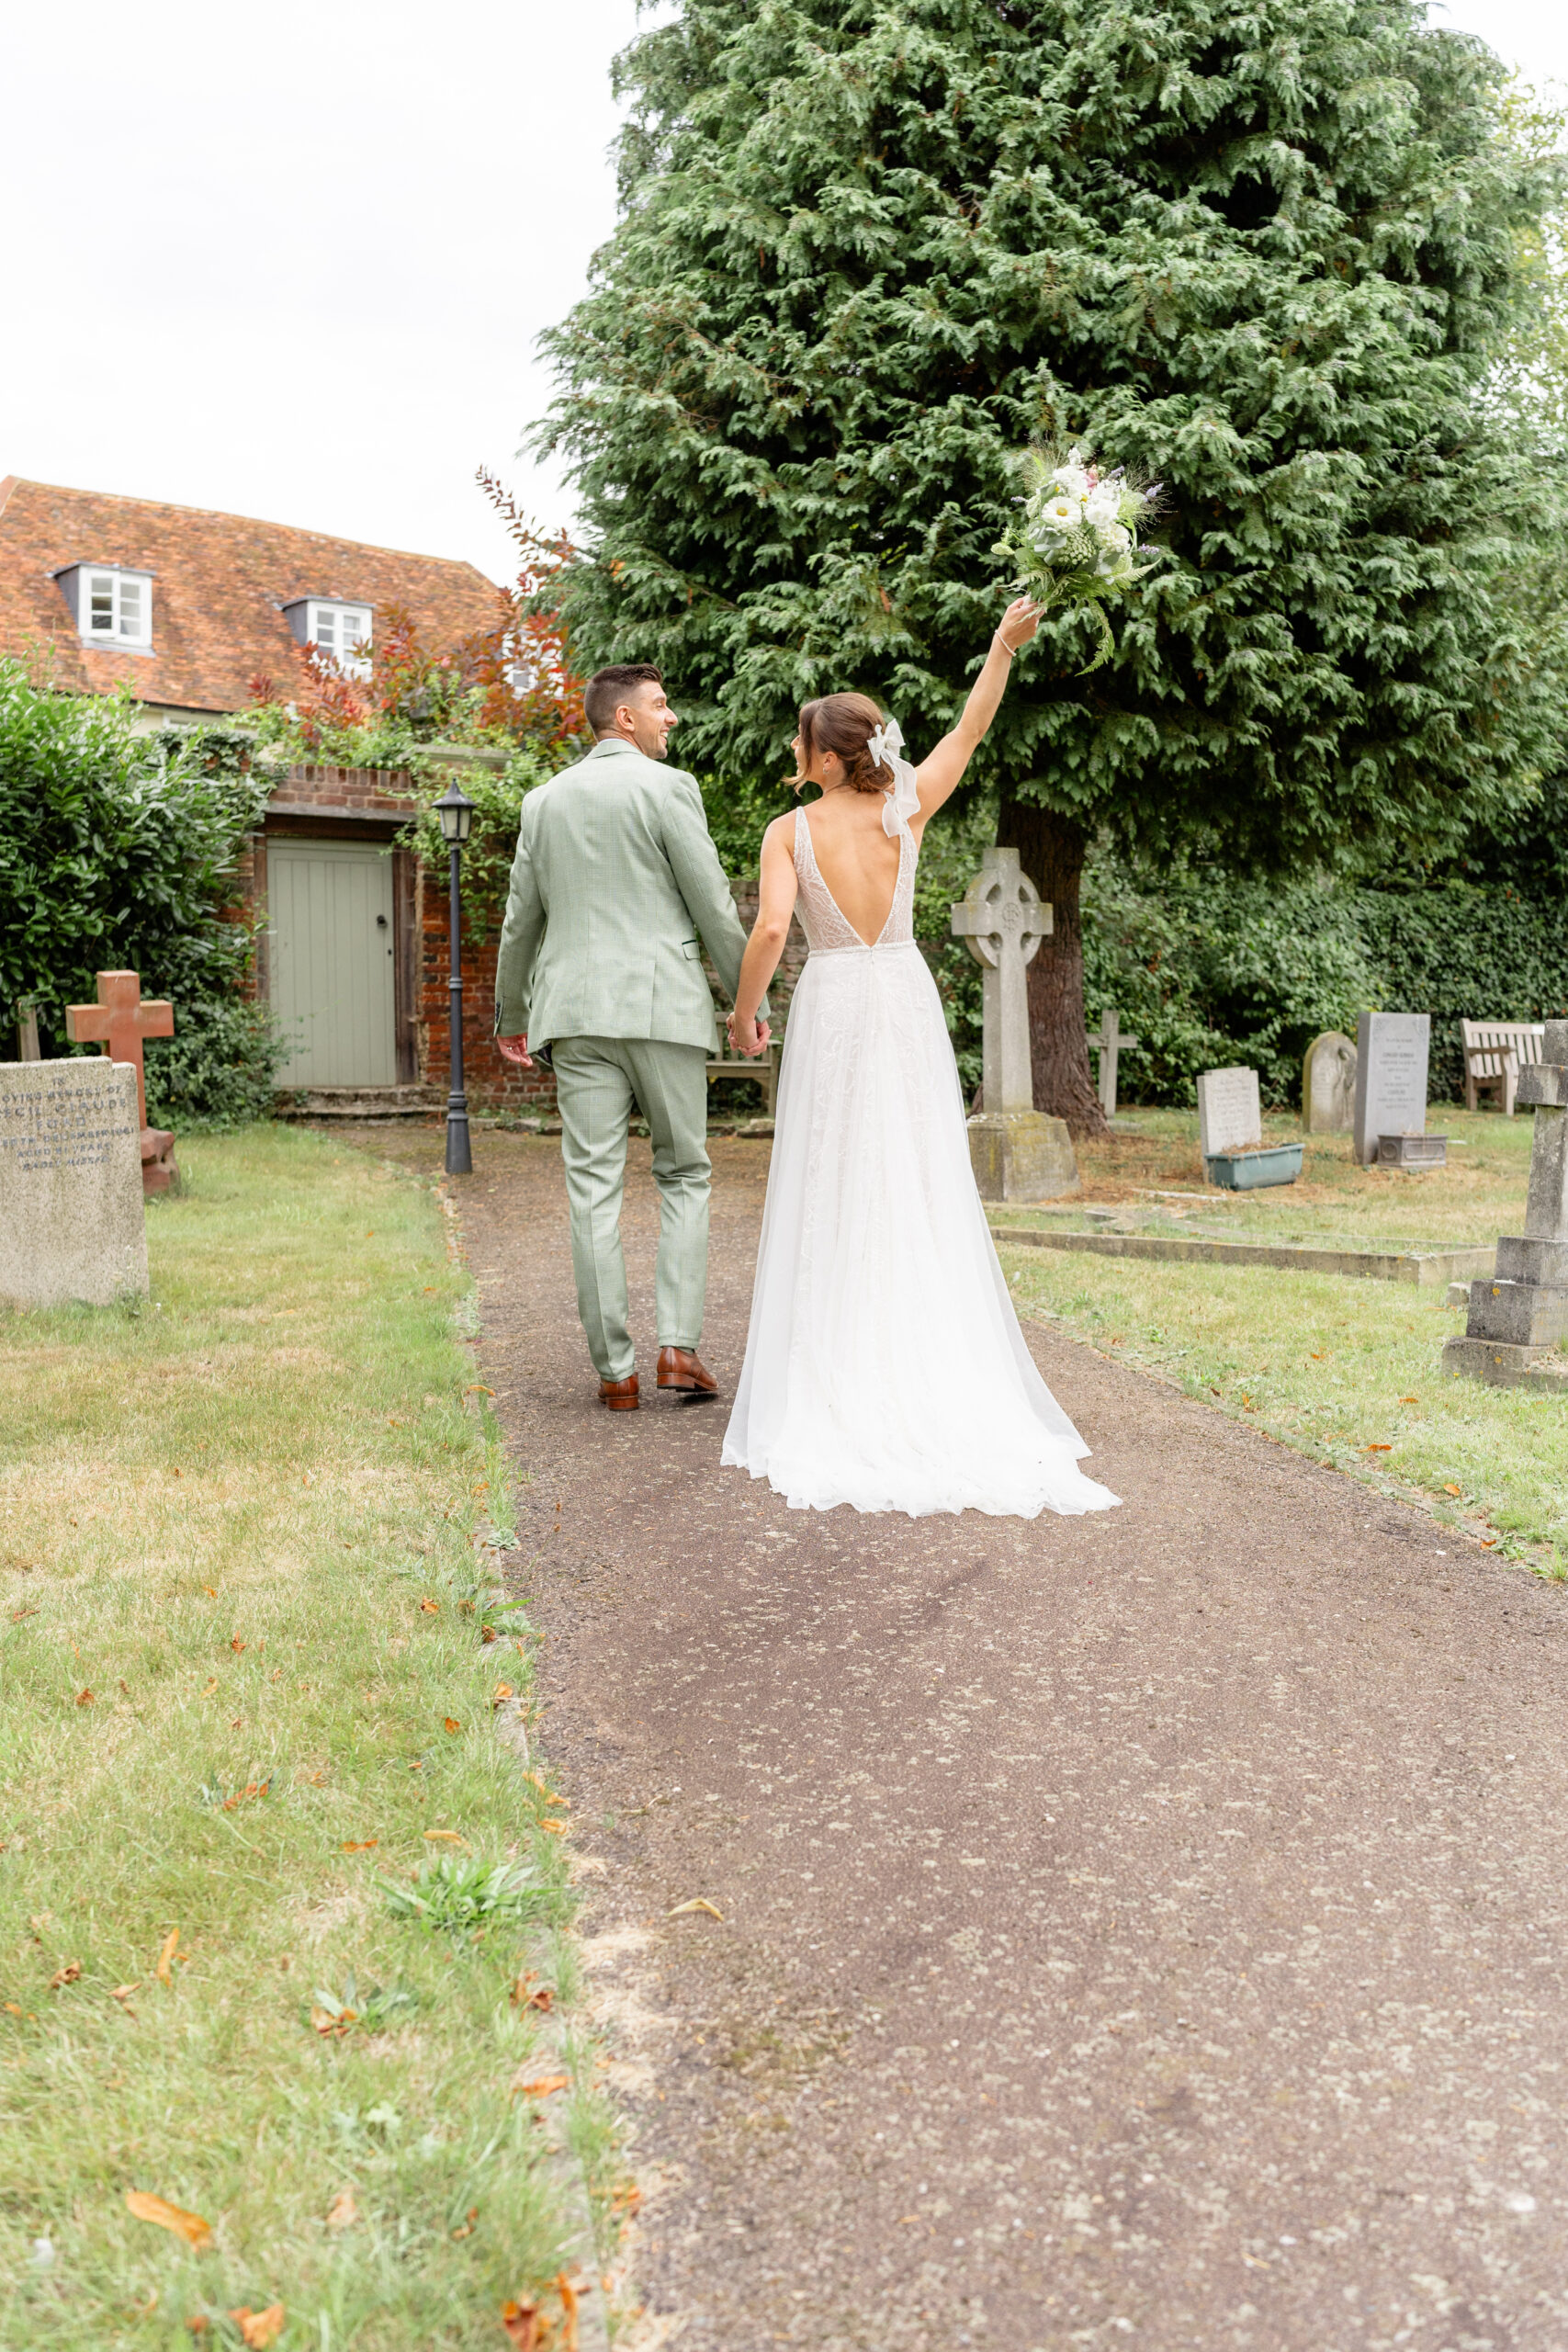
top-left (1033, 494), bottom-right (1078, 541)
top-left (993, 440), bottom-right (1168, 674)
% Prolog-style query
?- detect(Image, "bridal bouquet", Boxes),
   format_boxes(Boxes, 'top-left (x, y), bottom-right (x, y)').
top-left (992, 445), bottom-right (1166, 673)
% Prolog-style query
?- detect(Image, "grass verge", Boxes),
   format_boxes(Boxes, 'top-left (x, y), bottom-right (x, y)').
top-left (1004, 1246), bottom-right (1568, 1578)
top-left (1, 1126), bottom-right (619, 2348)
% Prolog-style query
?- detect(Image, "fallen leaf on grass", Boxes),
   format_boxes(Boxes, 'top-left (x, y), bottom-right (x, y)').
top-left (539, 1819), bottom-right (567, 1837)
top-left (1444, 1483), bottom-right (1463, 1496)
top-left (10, 1604), bottom-right (37, 1622)
top-left (1400, 1396), bottom-right (1419, 1405)
top-left (556, 2273), bottom-right (580, 2350)
top-left (231, 1636), bottom-right (246, 1653)
top-left (126, 2190), bottom-right (212, 2249)
top-left (342, 1839), bottom-right (378, 1853)
top-left (221, 1781), bottom-right (270, 1812)
top-left (310, 2005), bottom-right (357, 2038)
top-left (74, 1689), bottom-right (94, 1707)
top-left (451, 2206), bottom-right (479, 2239)
top-left (423, 1827), bottom-right (468, 1845)
top-left (445, 1718), bottom-right (462, 1735)
top-left (667, 1898), bottom-right (725, 1922)
top-left (508, 2069), bottom-right (570, 2101)
top-left (510, 1977), bottom-right (554, 2012)
top-left (47, 1962), bottom-right (81, 1989)
top-left (1366, 1443), bottom-right (1392, 1453)
top-left (230, 2305), bottom-right (286, 2347)
top-left (202, 1586), bottom-right (217, 1598)
top-left (324, 2189), bottom-right (357, 2232)
top-left (492, 1684), bottom-right (514, 1708)
top-left (502, 2301), bottom-right (542, 2349)
top-left (420, 1599), bottom-right (441, 1614)
top-left (609, 2183), bottom-right (641, 2215)
top-left (481, 1625), bottom-right (499, 1643)
top-left (111, 1983), bottom-right (140, 2006)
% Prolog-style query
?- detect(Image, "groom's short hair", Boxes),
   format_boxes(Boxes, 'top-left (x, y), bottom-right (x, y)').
top-left (585, 663), bottom-right (664, 737)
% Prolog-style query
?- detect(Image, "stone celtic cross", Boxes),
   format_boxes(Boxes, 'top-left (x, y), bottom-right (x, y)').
top-left (64, 970), bottom-right (174, 1133)
top-left (951, 848), bottom-right (1050, 1114)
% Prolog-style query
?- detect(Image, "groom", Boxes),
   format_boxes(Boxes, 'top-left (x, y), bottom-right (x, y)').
top-left (494, 665), bottom-right (768, 1411)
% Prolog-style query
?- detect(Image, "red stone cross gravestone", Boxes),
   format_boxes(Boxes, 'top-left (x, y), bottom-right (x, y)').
top-left (63, 971), bottom-right (179, 1194)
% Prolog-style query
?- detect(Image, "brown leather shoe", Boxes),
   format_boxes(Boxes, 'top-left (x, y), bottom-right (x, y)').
top-left (598, 1374), bottom-right (639, 1411)
top-left (656, 1345), bottom-right (718, 1397)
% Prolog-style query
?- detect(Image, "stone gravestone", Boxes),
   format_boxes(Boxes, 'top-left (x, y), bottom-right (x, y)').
top-left (1086, 1009), bottom-right (1141, 1121)
top-left (1197, 1065), bottom-right (1261, 1160)
top-left (1444, 1019), bottom-right (1568, 1391)
top-left (1303, 1030), bottom-right (1356, 1134)
top-left (1352, 1012), bottom-right (1431, 1167)
top-left (64, 970), bottom-right (179, 1193)
top-left (951, 848), bottom-right (1078, 1202)
top-left (0, 1059), bottom-right (148, 1309)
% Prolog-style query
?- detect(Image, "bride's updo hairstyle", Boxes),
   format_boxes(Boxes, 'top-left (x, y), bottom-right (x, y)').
top-left (794, 693), bottom-right (893, 797)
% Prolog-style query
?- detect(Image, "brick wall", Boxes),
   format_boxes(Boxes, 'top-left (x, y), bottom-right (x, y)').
top-left (418, 860), bottom-right (556, 1110)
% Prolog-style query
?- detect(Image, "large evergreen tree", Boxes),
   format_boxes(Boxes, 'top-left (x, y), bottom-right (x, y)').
top-left (538, 0), bottom-right (1561, 1127)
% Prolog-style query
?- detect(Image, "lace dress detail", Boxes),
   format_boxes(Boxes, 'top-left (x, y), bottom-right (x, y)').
top-left (791, 803), bottom-right (916, 952)
top-left (721, 802), bottom-right (1119, 1521)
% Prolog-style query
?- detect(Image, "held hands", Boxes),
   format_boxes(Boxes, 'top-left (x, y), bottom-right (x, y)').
top-left (497, 1034), bottom-right (535, 1069)
top-left (727, 1012), bottom-right (772, 1058)
top-left (995, 595), bottom-right (1044, 653)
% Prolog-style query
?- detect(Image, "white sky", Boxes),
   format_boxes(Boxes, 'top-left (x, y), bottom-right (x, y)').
top-left (1, 0), bottom-right (1562, 592)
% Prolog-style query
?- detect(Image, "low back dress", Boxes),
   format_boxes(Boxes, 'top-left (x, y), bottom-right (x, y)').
top-left (720, 797), bottom-right (1120, 1519)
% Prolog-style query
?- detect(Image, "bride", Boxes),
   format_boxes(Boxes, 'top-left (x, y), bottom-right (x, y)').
top-left (720, 598), bottom-right (1121, 1521)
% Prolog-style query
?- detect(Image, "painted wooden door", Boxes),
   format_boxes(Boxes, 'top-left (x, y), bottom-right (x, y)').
top-left (268, 840), bottom-right (397, 1087)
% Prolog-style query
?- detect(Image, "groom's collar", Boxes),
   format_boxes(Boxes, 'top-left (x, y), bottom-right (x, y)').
top-left (584, 736), bottom-right (640, 761)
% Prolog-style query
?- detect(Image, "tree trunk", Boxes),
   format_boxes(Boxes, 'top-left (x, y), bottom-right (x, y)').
top-left (996, 798), bottom-right (1107, 1137)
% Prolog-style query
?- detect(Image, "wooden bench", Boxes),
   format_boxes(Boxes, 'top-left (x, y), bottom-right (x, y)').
top-left (1461, 1019), bottom-right (1546, 1115)
top-left (705, 1042), bottom-right (779, 1116)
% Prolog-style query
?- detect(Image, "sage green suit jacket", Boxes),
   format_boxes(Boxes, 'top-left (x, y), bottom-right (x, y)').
top-left (492, 738), bottom-right (760, 1053)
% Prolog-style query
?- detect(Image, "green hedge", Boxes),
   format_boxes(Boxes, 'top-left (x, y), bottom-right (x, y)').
top-left (0, 668), bottom-right (283, 1124)
top-left (1081, 865), bottom-right (1568, 1109)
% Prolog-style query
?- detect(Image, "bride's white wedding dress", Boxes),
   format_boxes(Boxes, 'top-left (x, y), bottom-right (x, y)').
top-left (721, 796), bottom-right (1121, 1520)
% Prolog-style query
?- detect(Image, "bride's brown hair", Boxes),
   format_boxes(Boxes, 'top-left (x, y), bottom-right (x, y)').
top-left (793, 692), bottom-right (894, 797)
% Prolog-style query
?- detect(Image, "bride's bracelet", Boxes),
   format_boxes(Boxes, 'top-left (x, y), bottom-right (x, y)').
top-left (993, 632), bottom-right (1014, 656)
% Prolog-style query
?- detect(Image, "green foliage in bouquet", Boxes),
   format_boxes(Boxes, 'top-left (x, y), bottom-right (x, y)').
top-left (992, 445), bottom-right (1166, 673)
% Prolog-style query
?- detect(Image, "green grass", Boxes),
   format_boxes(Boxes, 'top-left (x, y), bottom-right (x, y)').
top-left (1003, 1102), bottom-right (1538, 1250)
top-left (1002, 1107), bottom-right (1568, 1574)
top-left (0, 1128), bottom-right (620, 2349)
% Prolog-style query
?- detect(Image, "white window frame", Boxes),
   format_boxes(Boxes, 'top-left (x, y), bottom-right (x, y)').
top-left (303, 599), bottom-right (372, 678)
top-left (81, 567), bottom-right (154, 650)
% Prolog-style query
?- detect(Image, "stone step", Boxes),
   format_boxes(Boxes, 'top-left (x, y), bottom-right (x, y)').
top-left (275, 1087), bottom-right (441, 1122)
top-left (1442, 1335), bottom-right (1568, 1392)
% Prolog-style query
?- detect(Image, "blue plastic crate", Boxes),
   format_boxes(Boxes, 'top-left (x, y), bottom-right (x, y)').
top-left (1203, 1143), bottom-right (1304, 1191)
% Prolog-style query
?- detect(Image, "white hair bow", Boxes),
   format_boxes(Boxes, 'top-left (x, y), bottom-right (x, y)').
top-left (868, 715), bottom-right (919, 837)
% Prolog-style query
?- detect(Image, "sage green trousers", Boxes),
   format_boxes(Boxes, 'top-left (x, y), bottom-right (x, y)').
top-left (550, 1035), bottom-right (711, 1383)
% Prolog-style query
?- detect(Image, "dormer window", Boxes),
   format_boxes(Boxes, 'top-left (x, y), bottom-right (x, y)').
top-left (285, 598), bottom-right (372, 678)
top-left (54, 563), bottom-right (155, 650)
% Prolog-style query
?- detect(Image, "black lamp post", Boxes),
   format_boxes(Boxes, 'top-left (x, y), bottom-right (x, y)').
top-left (434, 778), bottom-right (475, 1176)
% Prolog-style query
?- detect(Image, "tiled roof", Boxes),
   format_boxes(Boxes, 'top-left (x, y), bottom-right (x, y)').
top-left (0, 475), bottom-right (502, 715)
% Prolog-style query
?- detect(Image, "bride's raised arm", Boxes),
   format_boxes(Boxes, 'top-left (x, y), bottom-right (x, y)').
top-left (910, 597), bottom-right (1043, 831)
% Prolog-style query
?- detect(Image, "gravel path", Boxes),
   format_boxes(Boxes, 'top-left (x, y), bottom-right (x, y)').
top-left (401, 1126), bottom-right (1568, 2349)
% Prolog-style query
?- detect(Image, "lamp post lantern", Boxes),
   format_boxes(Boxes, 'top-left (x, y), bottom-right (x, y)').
top-left (434, 778), bottom-right (475, 1177)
